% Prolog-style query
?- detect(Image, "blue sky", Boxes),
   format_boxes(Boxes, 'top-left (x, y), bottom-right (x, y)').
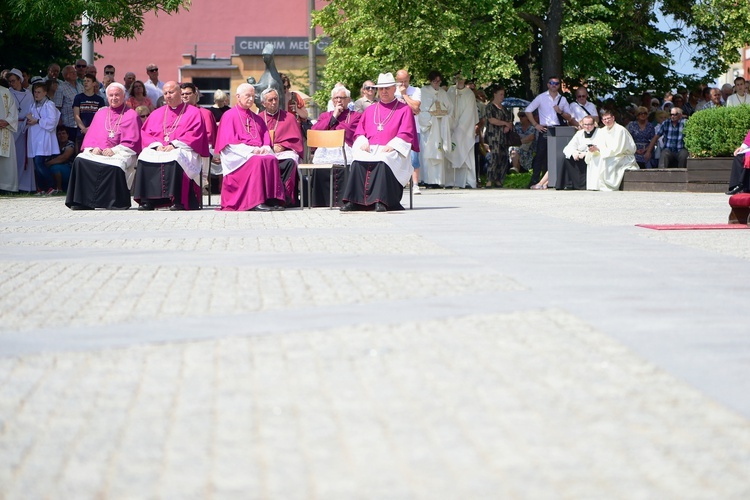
top-left (657, 13), bottom-right (700, 77)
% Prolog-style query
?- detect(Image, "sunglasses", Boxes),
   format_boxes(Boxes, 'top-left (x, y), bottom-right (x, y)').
top-left (548, 80), bottom-right (560, 85)
top-left (147, 68), bottom-right (158, 72)
top-left (104, 71), bottom-right (115, 75)
top-left (75, 64), bottom-right (87, 68)
top-left (139, 114), bottom-right (149, 119)
top-left (576, 95), bottom-right (586, 98)
top-left (364, 86), bottom-right (376, 91)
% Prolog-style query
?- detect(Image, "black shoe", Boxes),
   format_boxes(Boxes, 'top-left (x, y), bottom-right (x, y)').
top-left (69, 204), bottom-right (93, 211)
top-left (251, 203), bottom-right (272, 212)
top-left (138, 202), bottom-right (154, 211)
top-left (726, 185), bottom-right (743, 195)
top-left (341, 202), bottom-right (357, 212)
top-left (374, 202), bottom-right (387, 212)
top-left (269, 204), bottom-right (285, 211)
top-left (169, 204), bottom-right (185, 211)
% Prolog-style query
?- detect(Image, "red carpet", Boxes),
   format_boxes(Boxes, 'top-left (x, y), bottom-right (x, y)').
top-left (636, 223), bottom-right (749, 230)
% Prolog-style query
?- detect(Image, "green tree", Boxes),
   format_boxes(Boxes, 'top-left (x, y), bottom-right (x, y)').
top-left (313, 0), bottom-right (750, 101)
top-left (0, 0), bottom-right (189, 76)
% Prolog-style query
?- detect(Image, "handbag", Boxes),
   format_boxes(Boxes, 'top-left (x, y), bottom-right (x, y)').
top-left (505, 128), bottom-right (522, 147)
top-left (555, 95), bottom-right (568, 126)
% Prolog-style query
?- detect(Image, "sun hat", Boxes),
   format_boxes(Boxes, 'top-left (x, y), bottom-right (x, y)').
top-left (373, 73), bottom-right (397, 88)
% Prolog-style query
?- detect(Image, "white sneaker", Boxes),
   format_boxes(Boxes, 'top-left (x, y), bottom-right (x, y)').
top-left (413, 184), bottom-right (421, 195)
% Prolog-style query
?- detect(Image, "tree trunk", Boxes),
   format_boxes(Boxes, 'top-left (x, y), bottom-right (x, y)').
top-left (542, 0), bottom-right (564, 82)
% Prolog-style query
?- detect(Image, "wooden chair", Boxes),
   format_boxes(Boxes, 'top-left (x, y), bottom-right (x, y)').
top-left (296, 129), bottom-right (347, 209)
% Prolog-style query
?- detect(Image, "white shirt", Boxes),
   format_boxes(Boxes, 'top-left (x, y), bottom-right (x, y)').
top-left (726, 93), bottom-right (750, 107)
top-left (144, 80), bottom-right (164, 106)
top-left (396, 85), bottom-right (421, 133)
top-left (525, 90), bottom-right (571, 126)
top-left (569, 100), bottom-right (598, 122)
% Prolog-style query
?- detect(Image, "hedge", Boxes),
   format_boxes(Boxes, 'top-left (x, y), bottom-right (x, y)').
top-left (683, 105), bottom-right (750, 157)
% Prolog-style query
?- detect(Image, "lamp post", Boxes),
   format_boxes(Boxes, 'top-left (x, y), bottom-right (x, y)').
top-left (308, 0), bottom-right (318, 119)
top-left (82, 11), bottom-right (94, 64)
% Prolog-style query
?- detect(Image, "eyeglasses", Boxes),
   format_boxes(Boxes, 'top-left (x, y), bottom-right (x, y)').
top-left (332, 96), bottom-right (347, 100)
top-left (104, 71), bottom-right (115, 75)
top-left (147, 68), bottom-right (158, 72)
top-left (364, 86), bottom-right (375, 91)
top-left (548, 80), bottom-right (560, 85)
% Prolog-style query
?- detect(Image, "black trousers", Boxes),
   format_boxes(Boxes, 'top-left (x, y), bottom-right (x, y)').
top-left (65, 157), bottom-right (132, 209)
top-left (728, 153), bottom-right (750, 191)
top-left (343, 161), bottom-right (404, 210)
top-left (530, 132), bottom-right (548, 185)
top-left (556, 157), bottom-right (587, 190)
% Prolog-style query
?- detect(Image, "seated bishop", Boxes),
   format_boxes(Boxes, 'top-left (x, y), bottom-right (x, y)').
top-left (134, 81), bottom-right (210, 211)
top-left (258, 88), bottom-right (304, 207)
top-left (341, 72), bottom-right (419, 212)
top-left (309, 85), bottom-right (362, 207)
top-left (214, 83), bottom-right (286, 211)
top-left (65, 83), bottom-right (142, 210)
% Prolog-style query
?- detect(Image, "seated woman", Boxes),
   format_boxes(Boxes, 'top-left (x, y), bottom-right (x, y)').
top-left (509, 111), bottom-right (537, 174)
top-left (44, 126), bottom-right (75, 192)
top-left (626, 106), bottom-right (656, 169)
top-left (134, 105), bottom-right (151, 121)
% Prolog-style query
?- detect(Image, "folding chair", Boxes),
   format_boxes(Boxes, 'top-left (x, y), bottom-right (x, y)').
top-left (296, 129), bottom-right (347, 209)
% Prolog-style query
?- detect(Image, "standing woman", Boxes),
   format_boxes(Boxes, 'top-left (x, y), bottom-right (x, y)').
top-left (126, 80), bottom-right (153, 111)
top-left (482, 85), bottom-right (513, 188)
top-left (26, 81), bottom-right (61, 194)
top-left (7, 69), bottom-right (34, 192)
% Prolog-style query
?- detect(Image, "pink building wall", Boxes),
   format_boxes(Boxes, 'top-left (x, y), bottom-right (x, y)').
top-left (95, 0), bottom-right (326, 84)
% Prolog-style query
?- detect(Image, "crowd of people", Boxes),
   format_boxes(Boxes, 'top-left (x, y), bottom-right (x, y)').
top-left (461, 76), bottom-right (750, 192)
top-left (2, 58), bottom-right (749, 206)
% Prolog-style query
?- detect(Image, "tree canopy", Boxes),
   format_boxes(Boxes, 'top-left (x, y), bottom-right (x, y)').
top-left (0, 0), bottom-right (189, 75)
top-left (312, 0), bottom-right (750, 101)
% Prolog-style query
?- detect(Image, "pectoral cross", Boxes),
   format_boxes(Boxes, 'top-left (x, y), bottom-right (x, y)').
top-left (164, 135), bottom-right (169, 142)
top-left (108, 132), bottom-right (115, 138)
top-left (377, 124), bottom-right (383, 131)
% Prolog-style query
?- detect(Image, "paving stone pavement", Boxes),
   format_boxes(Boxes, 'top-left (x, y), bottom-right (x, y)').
top-left (1, 190), bottom-right (749, 499)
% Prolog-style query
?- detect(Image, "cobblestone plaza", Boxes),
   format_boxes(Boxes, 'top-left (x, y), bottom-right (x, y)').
top-left (1, 190), bottom-right (749, 498)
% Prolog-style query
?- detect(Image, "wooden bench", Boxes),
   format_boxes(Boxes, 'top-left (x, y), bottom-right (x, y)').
top-left (621, 157), bottom-right (732, 193)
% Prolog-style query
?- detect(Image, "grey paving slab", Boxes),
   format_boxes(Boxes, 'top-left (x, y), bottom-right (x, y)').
top-left (0, 189), bottom-right (749, 498)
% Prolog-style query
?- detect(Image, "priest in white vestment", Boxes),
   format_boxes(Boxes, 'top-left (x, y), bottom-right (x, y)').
top-left (586, 111), bottom-right (638, 191)
top-left (446, 74), bottom-right (479, 188)
top-left (0, 85), bottom-right (19, 192)
top-left (418, 71), bottom-right (452, 186)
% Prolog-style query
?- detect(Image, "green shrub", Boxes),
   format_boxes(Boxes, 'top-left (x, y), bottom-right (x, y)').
top-left (683, 105), bottom-right (750, 157)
